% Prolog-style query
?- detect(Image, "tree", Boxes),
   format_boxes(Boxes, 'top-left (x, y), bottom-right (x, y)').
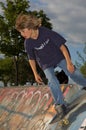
top-left (0, 0), bottom-right (52, 86)
top-left (0, 57), bottom-right (13, 86)
top-left (76, 43), bottom-right (86, 77)
top-left (0, 0), bottom-right (30, 85)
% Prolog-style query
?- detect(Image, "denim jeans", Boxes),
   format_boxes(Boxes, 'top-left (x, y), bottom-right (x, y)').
top-left (44, 59), bottom-right (86, 105)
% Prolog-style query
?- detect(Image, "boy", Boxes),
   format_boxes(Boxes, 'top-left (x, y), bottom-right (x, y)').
top-left (15, 14), bottom-right (86, 122)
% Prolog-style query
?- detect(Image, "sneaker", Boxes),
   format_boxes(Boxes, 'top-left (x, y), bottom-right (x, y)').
top-left (50, 102), bottom-right (79, 124)
top-left (50, 104), bottom-right (67, 124)
top-left (55, 104), bottom-right (67, 118)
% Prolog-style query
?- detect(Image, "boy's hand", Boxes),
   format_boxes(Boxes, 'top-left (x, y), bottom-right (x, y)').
top-left (67, 62), bottom-right (75, 73)
top-left (34, 73), bottom-right (43, 84)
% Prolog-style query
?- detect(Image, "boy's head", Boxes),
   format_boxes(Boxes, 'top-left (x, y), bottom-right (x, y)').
top-left (15, 13), bottom-right (42, 31)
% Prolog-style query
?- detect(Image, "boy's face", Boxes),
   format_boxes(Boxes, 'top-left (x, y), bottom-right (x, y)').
top-left (19, 28), bottom-right (32, 39)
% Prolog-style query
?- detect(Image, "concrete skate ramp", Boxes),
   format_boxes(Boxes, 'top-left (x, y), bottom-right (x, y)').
top-left (0, 85), bottom-right (86, 130)
top-left (0, 86), bottom-right (53, 130)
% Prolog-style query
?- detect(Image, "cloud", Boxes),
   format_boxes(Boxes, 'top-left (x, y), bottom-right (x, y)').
top-left (0, 0), bottom-right (86, 45)
top-left (0, 0), bottom-right (85, 63)
top-left (30, 0), bottom-right (86, 45)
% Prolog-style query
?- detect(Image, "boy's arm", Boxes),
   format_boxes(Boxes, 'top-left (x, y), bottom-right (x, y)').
top-left (60, 44), bottom-right (75, 73)
top-left (29, 59), bottom-right (43, 83)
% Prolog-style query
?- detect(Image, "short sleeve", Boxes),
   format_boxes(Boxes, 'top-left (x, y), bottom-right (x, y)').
top-left (50, 31), bottom-right (66, 48)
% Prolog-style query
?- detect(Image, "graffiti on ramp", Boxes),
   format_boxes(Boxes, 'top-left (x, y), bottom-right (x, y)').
top-left (0, 85), bottom-right (86, 130)
top-left (0, 87), bottom-right (54, 130)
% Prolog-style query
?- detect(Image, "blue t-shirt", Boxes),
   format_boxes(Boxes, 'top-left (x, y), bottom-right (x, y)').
top-left (24, 26), bottom-right (66, 70)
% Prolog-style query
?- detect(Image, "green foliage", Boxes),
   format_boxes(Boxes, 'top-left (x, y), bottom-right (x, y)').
top-left (16, 56), bottom-right (35, 85)
top-left (80, 62), bottom-right (86, 78)
top-left (76, 43), bottom-right (86, 77)
top-left (0, 57), bottom-right (13, 86)
top-left (0, 57), bottom-right (12, 74)
top-left (0, 0), bottom-right (28, 56)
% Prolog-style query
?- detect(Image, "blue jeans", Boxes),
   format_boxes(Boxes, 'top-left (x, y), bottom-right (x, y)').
top-left (44, 59), bottom-right (86, 105)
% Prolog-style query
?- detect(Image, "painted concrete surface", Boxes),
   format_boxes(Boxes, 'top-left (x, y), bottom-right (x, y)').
top-left (56, 90), bottom-right (86, 130)
top-left (0, 86), bottom-right (53, 130)
top-left (0, 85), bottom-right (86, 130)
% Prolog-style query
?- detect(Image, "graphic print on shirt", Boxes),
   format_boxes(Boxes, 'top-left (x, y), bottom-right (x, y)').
top-left (34, 39), bottom-right (50, 50)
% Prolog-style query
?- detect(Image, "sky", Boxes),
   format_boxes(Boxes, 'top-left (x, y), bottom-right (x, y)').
top-left (0, 0), bottom-right (86, 64)
top-left (29, 0), bottom-right (86, 64)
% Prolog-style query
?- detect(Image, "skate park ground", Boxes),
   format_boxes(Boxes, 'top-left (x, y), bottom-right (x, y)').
top-left (0, 84), bottom-right (86, 130)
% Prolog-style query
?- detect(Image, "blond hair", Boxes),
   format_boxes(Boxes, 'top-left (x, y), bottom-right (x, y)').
top-left (15, 14), bottom-right (42, 31)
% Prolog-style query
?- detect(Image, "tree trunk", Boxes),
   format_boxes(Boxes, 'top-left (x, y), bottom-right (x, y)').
top-left (14, 56), bottom-right (18, 86)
